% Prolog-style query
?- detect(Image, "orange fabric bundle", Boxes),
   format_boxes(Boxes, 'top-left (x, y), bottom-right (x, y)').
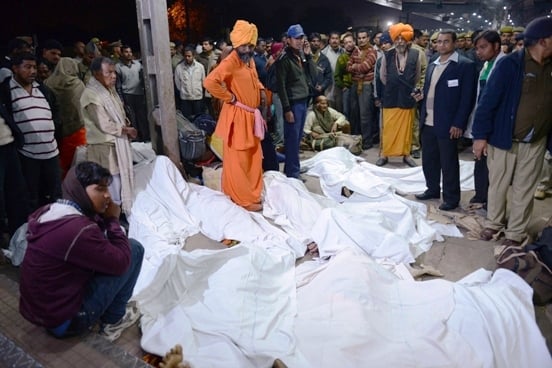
top-left (389, 23), bottom-right (414, 42)
top-left (230, 20), bottom-right (258, 47)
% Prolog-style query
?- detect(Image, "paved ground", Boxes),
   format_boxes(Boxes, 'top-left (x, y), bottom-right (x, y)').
top-left (0, 144), bottom-right (551, 367)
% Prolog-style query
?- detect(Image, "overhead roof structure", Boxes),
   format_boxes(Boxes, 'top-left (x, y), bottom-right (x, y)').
top-left (366, 0), bottom-right (552, 31)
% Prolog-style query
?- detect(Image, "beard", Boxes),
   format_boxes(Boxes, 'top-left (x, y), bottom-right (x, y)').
top-left (237, 50), bottom-right (253, 64)
top-left (395, 44), bottom-right (407, 54)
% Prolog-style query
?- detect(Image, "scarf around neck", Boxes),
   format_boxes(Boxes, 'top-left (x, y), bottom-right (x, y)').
top-left (84, 77), bottom-right (134, 215)
top-left (313, 108), bottom-right (334, 134)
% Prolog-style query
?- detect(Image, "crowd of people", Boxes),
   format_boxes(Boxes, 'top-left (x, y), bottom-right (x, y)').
top-left (0, 14), bottom-right (550, 345)
top-left (0, 36), bottom-right (147, 340)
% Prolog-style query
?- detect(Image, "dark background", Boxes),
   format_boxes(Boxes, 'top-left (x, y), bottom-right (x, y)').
top-left (0, 0), bottom-right (453, 56)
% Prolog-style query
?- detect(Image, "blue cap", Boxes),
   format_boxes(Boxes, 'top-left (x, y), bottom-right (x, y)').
top-left (523, 16), bottom-right (552, 40)
top-left (287, 24), bottom-right (305, 39)
top-left (380, 32), bottom-right (392, 45)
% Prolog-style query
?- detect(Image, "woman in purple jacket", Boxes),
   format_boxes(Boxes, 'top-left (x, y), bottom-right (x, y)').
top-left (19, 161), bottom-right (144, 341)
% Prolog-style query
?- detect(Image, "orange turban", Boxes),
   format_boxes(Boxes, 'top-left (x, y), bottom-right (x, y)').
top-left (230, 20), bottom-right (258, 48)
top-left (389, 23), bottom-right (414, 42)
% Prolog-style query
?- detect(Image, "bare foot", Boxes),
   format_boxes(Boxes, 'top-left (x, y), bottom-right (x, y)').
top-left (159, 344), bottom-right (191, 368)
top-left (243, 203), bottom-right (263, 212)
top-left (306, 242), bottom-right (319, 257)
top-left (341, 186), bottom-right (354, 198)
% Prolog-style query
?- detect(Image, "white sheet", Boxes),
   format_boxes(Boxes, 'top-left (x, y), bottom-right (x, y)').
top-left (128, 155), bottom-right (550, 368)
top-left (293, 248), bottom-right (551, 368)
top-left (134, 244), bottom-right (302, 368)
top-left (129, 156), bottom-right (304, 296)
top-left (300, 147), bottom-right (475, 199)
top-left (263, 171), bottom-right (460, 263)
top-left (134, 244), bottom-right (551, 368)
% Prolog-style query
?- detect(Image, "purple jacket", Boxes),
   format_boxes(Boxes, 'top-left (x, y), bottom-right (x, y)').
top-left (19, 203), bottom-right (131, 328)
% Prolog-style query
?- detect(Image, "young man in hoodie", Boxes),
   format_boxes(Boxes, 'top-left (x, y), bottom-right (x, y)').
top-left (19, 161), bottom-right (144, 341)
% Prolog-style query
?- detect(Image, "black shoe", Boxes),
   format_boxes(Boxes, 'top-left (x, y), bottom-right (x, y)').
top-left (362, 143), bottom-right (373, 150)
top-left (415, 191), bottom-right (440, 200)
top-left (375, 157), bottom-right (388, 166)
top-left (439, 202), bottom-right (458, 211)
top-left (469, 196), bottom-right (486, 204)
top-left (411, 150), bottom-right (420, 159)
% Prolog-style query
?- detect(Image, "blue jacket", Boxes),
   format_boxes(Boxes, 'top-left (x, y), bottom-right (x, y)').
top-left (420, 53), bottom-right (477, 139)
top-left (472, 49), bottom-right (552, 153)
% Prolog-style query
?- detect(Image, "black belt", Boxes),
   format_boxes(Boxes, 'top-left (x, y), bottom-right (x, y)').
top-left (512, 138), bottom-right (530, 144)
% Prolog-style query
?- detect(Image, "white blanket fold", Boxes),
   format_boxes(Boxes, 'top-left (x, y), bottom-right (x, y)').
top-left (128, 154), bottom-right (549, 368)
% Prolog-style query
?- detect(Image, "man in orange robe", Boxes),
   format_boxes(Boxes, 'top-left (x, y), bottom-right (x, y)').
top-left (204, 20), bottom-right (267, 212)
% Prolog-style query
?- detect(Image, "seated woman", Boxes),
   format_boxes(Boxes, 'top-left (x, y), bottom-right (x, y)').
top-left (19, 161), bottom-right (144, 341)
top-left (303, 95), bottom-right (353, 151)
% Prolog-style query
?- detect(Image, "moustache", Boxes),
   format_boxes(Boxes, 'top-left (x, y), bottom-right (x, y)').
top-left (238, 50), bottom-right (254, 63)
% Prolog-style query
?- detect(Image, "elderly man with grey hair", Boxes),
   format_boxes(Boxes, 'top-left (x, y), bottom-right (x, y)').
top-left (80, 57), bottom-right (137, 215)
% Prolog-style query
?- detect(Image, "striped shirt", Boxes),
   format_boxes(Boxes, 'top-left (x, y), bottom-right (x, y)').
top-left (10, 79), bottom-right (58, 159)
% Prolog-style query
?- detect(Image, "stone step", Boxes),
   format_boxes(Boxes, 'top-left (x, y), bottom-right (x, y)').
top-left (0, 273), bottom-right (150, 368)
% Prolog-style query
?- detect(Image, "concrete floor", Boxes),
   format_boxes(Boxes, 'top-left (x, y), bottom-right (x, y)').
top-left (0, 144), bottom-right (551, 367)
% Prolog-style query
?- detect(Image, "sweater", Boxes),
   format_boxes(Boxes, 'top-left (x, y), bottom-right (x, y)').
top-left (19, 203), bottom-right (131, 328)
top-left (276, 48), bottom-right (318, 113)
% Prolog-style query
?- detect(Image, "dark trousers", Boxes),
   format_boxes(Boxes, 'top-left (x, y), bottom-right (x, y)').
top-left (19, 154), bottom-right (62, 213)
top-left (204, 97), bottom-right (215, 118)
top-left (350, 82), bottom-right (375, 147)
top-left (52, 239), bottom-right (144, 337)
top-left (0, 143), bottom-right (29, 234)
top-left (284, 101), bottom-right (307, 178)
top-left (261, 132), bottom-right (279, 172)
top-left (473, 156), bottom-right (489, 203)
top-left (180, 99), bottom-right (204, 121)
top-left (421, 126), bottom-right (460, 205)
top-left (82, 239), bottom-right (144, 324)
top-left (123, 93), bottom-right (150, 142)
